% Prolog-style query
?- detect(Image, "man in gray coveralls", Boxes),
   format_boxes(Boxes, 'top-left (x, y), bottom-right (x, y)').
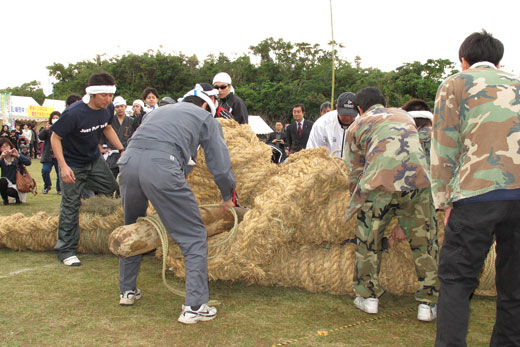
top-left (117, 83), bottom-right (236, 325)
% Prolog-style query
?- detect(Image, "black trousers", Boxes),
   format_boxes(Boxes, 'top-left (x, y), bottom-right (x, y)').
top-left (435, 200), bottom-right (520, 347)
top-left (0, 177), bottom-right (20, 203)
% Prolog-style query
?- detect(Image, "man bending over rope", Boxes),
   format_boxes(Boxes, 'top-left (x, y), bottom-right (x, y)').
top-left (117, 83), bottom-right (236, 325)
top-left (344, 87), bottom-right (439, 321)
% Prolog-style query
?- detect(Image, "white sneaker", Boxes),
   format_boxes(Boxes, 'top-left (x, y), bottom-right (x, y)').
top-left (119, 288), bottom-right (142, 306)
top-left (177, 303), bottom-right (217, 324)
top-left (62, 255), bottom-right (81, 266)
top-left (417, 303), bottom-right (437, 322)
top-left (354, 296), bottom-right (379, 314)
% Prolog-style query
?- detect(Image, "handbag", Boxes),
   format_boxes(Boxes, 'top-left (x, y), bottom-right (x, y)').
top-left (16, 164), bottom-right (37, 195)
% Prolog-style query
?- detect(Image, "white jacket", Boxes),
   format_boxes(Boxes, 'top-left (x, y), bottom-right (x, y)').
top-left (306, 110), bottom-right (349, 158)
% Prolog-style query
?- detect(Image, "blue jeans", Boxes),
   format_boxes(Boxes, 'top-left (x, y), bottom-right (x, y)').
top-left (42, 158), bottom-right (60, 191)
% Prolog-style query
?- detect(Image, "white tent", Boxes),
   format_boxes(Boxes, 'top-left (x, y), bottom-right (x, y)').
top-left (248, 115), bottom-right (273, 135)
top-left (10, 96), bottom-right (40, 119)
top-left (43, 99), bottom-right (66, 113)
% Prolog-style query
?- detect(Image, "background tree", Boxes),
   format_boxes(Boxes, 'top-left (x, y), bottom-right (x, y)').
top-left (4, 38), bottom-right (457, 126)
top-left (383, 59), bottom-right (457, 108)
top-left (0, 81), bottom-right (46, 105)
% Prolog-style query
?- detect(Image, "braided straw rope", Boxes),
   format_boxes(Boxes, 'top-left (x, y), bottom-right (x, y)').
top-left (474, 241), bottom-right (497, 296)
top-left (165, 120), bottom-right (495, 296)
top-left (0, 121), bottom-right (496, 297)
top-left (0, 196), bottom-right (125, 253)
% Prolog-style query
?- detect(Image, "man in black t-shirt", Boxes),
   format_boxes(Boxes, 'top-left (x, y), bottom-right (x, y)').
top-left (51, 72), bottom-right (125, 267)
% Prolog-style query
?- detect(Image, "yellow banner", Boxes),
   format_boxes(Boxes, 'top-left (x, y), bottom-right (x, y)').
top-left (27, 105), bottom-right (54, 119)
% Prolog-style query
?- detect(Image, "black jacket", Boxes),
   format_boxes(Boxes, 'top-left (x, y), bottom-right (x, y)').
top-left (0, 154), bottom-right (31, 184)
top-left (38, 128), bottom-right (53, 163)
top-left (286, 119), bottom-right (314, 153)
top-left (101, 116), bottom-right (134, 168)
top-left (216, 94), bottom-right (248, 124)
top-left (266, 131), bottom-right (287, 152)
top-left (132, 110), bottom-right (147, 133)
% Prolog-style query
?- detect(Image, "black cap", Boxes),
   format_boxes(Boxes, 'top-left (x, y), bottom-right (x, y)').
top-left (159, 96), bottom-right (176, 107)
top-left (337, 92), bottom-right (357, 116)
top-left (198, 82), bottom-right (214, 92)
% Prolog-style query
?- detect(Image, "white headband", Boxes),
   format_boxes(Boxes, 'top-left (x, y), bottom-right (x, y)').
top-left (82, 85), bottom-right (117, 104)
top-left (178, 84), bottom-right (218, 116)
top-left (408, 110), bottom-right (433, 121)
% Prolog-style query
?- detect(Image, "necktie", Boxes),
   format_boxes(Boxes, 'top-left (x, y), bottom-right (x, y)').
top-left (298, 122), bottom-right (302, 138)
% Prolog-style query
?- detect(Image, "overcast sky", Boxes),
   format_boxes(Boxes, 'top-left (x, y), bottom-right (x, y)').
top-left (1, 0), bottom-right (519, 95)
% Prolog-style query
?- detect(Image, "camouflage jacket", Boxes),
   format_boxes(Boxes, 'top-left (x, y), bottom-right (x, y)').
top-left (431, 63), bottom-right (520, 209)
top-left (344, 105), bottom-right (430, 219)
top-left (418, 126), bottom-right (432, 167)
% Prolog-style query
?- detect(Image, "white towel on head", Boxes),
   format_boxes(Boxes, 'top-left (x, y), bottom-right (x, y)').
top-left (82, 85), bottom-right (117, 104)
top-left (408, 110), bottom-right (433, 121)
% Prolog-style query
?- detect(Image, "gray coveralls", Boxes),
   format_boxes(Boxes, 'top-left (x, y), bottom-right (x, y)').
top-left (118, 102), bottom-right (236, 306)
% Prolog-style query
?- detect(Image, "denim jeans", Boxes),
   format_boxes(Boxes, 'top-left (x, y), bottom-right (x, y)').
top-left (42, 158), bottom-right (60, 191)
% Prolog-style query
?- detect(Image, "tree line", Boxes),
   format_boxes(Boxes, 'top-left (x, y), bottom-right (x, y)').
top-left (1, 37), bottom-right (457, 124)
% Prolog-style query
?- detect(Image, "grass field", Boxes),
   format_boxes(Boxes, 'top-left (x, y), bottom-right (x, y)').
top-left (0, 162), bottom-right (497, 346)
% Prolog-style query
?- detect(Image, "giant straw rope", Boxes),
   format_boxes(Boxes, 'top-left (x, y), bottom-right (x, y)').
top-left (0, 119), bottom-right (496, 296)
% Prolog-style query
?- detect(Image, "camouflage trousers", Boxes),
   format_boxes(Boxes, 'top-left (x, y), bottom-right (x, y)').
top-left (353, 188), bottom-right (439, 304)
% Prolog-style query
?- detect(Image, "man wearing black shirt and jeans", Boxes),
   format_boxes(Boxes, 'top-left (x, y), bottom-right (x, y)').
top-left (51, 72), bottom-right (124, 266)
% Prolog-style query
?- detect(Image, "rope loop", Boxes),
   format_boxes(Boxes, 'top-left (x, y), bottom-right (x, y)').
top-left (138, 204), bottom-right (239, 306)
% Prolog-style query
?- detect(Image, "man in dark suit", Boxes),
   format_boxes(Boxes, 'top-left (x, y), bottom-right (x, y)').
top-left (286, 104), bottom-right (314, 155)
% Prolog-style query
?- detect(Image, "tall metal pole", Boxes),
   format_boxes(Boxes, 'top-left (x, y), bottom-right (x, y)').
top-left (330, 0), bottom-right (336, 109)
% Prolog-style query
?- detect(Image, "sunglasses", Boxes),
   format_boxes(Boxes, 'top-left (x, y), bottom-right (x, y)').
top-left (213, 85), bottom-right (228, 90)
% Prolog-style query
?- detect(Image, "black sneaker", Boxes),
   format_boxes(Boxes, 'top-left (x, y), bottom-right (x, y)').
top-left (43, 186), bottom-right (51, 194)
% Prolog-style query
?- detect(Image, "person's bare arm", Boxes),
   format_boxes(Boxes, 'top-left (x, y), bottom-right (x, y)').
top-left (102, 125), bottom-right (124, 151)
top-left (51, 132), bottom-right (75, 184)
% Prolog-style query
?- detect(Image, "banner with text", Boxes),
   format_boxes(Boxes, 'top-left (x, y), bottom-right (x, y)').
top-left (27, 105), bottom-right (54, 119)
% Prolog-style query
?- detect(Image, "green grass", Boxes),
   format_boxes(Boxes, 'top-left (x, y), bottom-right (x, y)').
top-left (0, 162), bottom-right (497, 346)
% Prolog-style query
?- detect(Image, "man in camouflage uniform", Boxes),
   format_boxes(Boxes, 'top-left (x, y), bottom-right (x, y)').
top-left (402, 99), bottom-right (433, 166)
top-left (344, 87), bottom-right (439, 321)
top-left (432, 31), bottom-right (520, 347)
top-left (402, 99), bottom-right (438, 261)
